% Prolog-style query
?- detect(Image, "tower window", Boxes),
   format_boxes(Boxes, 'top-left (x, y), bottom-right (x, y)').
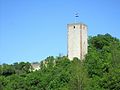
top-left (74, 26), bottom-right (75, 29)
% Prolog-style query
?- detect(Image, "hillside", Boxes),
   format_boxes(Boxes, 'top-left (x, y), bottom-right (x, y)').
top-left (0, 34), bottom-right (120, 90)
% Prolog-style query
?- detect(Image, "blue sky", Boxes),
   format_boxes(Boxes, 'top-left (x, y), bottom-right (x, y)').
top-left (0, 0), bottom-right (120, 64)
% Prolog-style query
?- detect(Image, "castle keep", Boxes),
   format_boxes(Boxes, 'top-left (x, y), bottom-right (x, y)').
top-left (67, 23), bottom-right (88, 60)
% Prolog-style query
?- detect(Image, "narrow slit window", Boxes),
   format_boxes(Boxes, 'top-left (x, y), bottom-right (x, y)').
top-left (74, 26), bottom-right (75, 29)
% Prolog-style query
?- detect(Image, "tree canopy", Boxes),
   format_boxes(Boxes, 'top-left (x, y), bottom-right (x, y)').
top-left (0, 34), bottom-right (120, 90)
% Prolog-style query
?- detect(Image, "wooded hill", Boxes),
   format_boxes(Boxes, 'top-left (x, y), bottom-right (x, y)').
top-left (0, 34), bottom-right (120, 90)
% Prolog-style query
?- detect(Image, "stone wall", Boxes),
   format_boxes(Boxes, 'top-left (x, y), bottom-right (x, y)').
top-left (67, 23), bottom-right (88, 60)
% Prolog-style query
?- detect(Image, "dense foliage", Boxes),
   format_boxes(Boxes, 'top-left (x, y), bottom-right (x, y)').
top-left (0, 34), bottom-right (120, 90)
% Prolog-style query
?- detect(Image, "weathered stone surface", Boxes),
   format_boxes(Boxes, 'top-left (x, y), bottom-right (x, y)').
top-left (67, 23), bottom-right (88, 60)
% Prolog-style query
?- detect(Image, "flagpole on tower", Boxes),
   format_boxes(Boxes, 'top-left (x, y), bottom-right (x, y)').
top-left (75, 12), bottom-right (79, 23)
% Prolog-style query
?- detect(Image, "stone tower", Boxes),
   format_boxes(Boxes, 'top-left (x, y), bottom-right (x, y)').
top-left (67, 23), bottom-right (88, 60)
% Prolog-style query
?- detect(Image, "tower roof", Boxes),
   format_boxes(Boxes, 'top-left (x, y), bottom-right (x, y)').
top-left (67, 22), bottom-right (87, 27)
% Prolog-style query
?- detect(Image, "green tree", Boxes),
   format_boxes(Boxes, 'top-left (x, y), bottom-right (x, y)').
top-left (69, 58), bottom-right (89, 90)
